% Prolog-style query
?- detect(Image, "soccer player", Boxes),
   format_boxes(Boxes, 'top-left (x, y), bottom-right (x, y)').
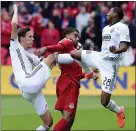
top-left (9, 4), bottom-right (73, 131)
top-left (37, 27), bottom-right (98, 131)
top-left (69, 7), bottom-right (130, 128)
top-left (55, 7), bottom-right (130, 128)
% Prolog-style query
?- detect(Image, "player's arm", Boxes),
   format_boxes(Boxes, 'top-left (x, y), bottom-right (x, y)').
top-left (36, 44), bottom-right (65, 57)
top-left (37, 40), bottom-right (72, 57)
top-left (109, 42), bottom-right (129, 54)
top-left (109, 25), bottom-right (130, 54)
top-left (11, 4), bottom-right (18, 40)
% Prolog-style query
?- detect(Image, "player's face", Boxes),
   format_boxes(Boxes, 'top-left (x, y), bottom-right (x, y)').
top-left (24, 31), bottom-right (34, 48)
top-left (106, 8), bottom-right (115, 23)
top-left (69, 31), bottom-right (79, 46)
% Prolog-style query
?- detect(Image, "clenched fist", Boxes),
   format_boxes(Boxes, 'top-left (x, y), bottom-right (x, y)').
top-left (13, 4), bottom-right (18, 12)
top-left (36, 47), bottom-right (47, 58)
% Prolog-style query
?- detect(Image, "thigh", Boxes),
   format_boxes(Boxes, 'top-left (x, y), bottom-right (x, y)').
top-left (100, 61), bottom-right (119, 94)
top-left (21, 62), bottom-right (51, 94)
top-left (81, 50), bottom-right (100, 69)
top-left (63, 81), bottom-right (79, 114)
top-left (55, 80), bottom-right (79, 114)
top-left (22, 91), bottom-right (48, 116)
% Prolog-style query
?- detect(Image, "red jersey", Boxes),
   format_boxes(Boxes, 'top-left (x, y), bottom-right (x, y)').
top-left (46, 39), bottom-right (84, 82)
top-left (58, 39), bottom-right (83, 81)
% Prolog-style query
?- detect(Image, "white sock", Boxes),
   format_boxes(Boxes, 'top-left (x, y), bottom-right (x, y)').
top-left (106, 100), bottom-right (121, 114)
top-left (76, 60), bottom-right (92, 73)
top-left (36, 124), bottom-right (50, 131)
top-left (56, 54), bottom-right (74, 64)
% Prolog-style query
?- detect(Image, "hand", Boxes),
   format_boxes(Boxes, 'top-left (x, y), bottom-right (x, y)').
top-left (36, 47), bottom-right (47, 58)
top-left (13, 4), bottom-right (18, 12)
top-left (109, 46), bottom-right (117, 54)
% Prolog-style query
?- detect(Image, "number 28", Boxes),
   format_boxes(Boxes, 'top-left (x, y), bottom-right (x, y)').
top-left (103, 77), bottom-right (112, 86)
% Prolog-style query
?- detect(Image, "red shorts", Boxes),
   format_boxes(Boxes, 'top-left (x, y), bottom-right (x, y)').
top-left (55, 77), bottom-right (80, 114)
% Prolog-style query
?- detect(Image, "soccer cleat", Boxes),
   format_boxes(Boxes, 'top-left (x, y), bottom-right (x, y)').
top-left (93, 73), bottom-right (99, 80)
top-left (92, 68), bottom-right (99, 73)
top-left (117, 106), bottom-right (125, 128)
top-left (84, 72), bottom-right (98, 80)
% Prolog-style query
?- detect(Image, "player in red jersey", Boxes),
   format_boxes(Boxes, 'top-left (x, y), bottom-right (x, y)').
top-left (37, 27), bottom-right (97, 131)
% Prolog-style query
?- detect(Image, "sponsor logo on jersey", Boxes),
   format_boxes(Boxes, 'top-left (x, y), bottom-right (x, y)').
top-left (110, 28), bottom-right (115, 33)
top-left (102, 34), bottom-right (111, 41)
top-left (86, 50), bottom-right (92, 54)
top-left (69, 103), bottom-right (74, 109)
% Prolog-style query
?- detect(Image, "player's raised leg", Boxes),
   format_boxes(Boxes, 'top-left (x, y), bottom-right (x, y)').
top-left (70, 49), bottom-right (82, 61)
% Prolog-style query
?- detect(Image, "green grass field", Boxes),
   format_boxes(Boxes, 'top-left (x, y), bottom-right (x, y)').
top-left (1, 95), bottom-right (135, 130)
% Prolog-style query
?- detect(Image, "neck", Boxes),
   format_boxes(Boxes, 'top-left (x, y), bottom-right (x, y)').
top-left (109, 19), bottom-right (120, 26)
top-left (20, 42), bottom-right (27, 49)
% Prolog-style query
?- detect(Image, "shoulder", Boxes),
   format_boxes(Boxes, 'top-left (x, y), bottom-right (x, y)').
top-left (116, 22), bottom-right (129, 31)
top-left (10, 37), bottom-right (19, 45)
top-left (102, 25), bottom-right (109, 32)
top-left (59, 38), bottom-right (73, 45)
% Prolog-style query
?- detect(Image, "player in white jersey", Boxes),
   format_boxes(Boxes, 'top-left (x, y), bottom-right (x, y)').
top-left (58, 7), bottom-right (130, 128)
top-left (9, 4), bottom-right (76, 131)
top-left (10, 4), bottom-right (56, 131)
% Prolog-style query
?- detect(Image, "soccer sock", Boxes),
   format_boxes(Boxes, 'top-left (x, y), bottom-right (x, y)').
top-left (106, 100), bottom-right (121, 114)
top-left (76, 60), bottom-right (92, 73)
top-left (53, 118), bottom-right (69, 131)
top-left (36, 124), bottom-right (50, 131)
top-left (56, 54), bottom-right (74, 64)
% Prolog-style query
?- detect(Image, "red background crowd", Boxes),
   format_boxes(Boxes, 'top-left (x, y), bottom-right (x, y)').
top-left (1, 1), bottom-right (136, 65)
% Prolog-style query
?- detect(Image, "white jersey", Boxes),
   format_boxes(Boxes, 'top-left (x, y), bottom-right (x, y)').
top-left (9, 38), bottom-right (41, 87)
top-left (101, 22), bottom-right (130, 62)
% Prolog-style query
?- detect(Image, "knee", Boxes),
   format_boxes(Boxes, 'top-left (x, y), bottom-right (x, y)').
top-left (101, 98), bottom-right (110, 107)
top-left (70, 50), bottom-right (76, 59)
top-left (63, 112), bottom-right (75, 122)
top-left (70, 50), bottom-right (81, 61)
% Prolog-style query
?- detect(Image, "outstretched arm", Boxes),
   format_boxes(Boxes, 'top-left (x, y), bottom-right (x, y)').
top-left (11, 4), bottom-right (18, 40)
top-left (37, 44), bottom-right (65, 57)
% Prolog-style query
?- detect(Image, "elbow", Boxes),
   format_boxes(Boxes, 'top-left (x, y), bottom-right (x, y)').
top-left (123, 47), bottom-right (128, 52)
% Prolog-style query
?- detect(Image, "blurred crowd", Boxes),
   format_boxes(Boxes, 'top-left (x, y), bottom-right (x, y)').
top-left (1, 1), bottom-right (136, 65)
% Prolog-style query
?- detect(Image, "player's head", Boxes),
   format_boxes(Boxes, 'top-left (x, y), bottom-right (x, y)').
top-left (106, 7), bottom-right (124, 23)
top-left (18, 27), bottom-right (34, 48)
top-left (64, 27), bottom-right (79, 46)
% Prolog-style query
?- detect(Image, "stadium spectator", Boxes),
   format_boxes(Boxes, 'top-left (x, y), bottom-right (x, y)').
top-left (31, 2), bottom-right (46, 48)
top-left (41, 19), bottom-right (60, 56)
top-left (80, 12), bottom-right (96, 49)
top-left (1, 1), bottom-right (135, 65)
top-left (61, 8), bottom-right (75, 30)
top-left (1, 11), bottom-right (11, 47)
top-left (76, 5), bottom-right (90, 34)
top-left (51, 8), bottom-right (62, 31)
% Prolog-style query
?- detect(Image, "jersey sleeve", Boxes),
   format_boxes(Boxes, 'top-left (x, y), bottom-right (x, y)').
top-left (119, 25), bottom-right (130, 43)
top-left (10, 37), bottom-right (20, 50)
top-left (26, 52), bottom-right (41, 66)
top-left (59, 39), bottom-right (73, 51)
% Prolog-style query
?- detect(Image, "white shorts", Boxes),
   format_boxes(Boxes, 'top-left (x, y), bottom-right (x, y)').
top-left (81, 50), bottom-right (119, 94)
top-left (21, 91), bottom-right (48, 115)
top-left (19, 62), bottom-right (51, 94)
